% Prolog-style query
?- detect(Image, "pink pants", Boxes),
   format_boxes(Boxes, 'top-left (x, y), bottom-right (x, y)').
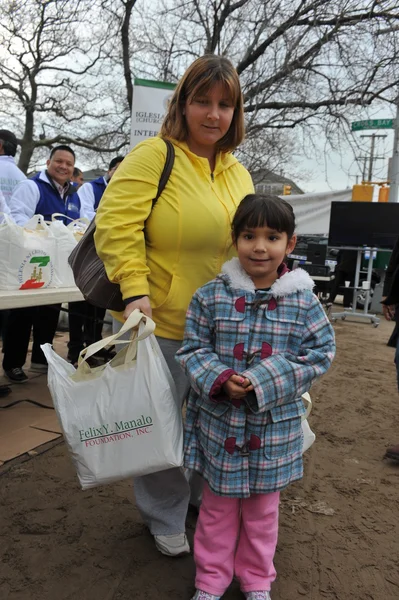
top-left (194, 482), bottom-right (280, 596)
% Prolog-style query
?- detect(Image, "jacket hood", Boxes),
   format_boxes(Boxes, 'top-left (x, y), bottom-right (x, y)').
top-left (220, 257), bottom-right (315, 297)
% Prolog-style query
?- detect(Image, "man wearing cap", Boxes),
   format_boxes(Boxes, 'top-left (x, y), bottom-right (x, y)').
top-left (3, 145), bottom-right (81, 383)
top-left (0, 129), bottom-right (26, 396)
top-left (0, 130), bottom-right (26, 207)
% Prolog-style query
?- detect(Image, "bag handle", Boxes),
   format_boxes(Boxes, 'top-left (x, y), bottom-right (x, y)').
top-left (51, 213), bottom-right (90, 226)
top-left (24, 214), bottom-right (51, 232)
top-left (78, 309), bottom-right (155, 364)
top-left (51, 213), bottom-right (75, 222)
top-left (301, 392), bottom-right (312, 420)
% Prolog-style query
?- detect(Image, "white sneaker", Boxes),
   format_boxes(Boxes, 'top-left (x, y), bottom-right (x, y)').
top-left (245, 593), bottom-right (271, 600)
top-left (154, 532), bottom-right (190, 557)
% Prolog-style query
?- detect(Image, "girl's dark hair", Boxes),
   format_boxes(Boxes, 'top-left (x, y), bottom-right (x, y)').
top-left (232, 194), bottom-right (296, 241)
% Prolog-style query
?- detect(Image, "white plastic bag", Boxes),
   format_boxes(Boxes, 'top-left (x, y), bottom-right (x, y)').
top-left (0, 214), bottom-right (59, 290)
top-left (41, 310), bottom-right (184, 489)
top-left (301, 392), bottom-right (316, 452)
top-left (48, 216), bottom-right (88, 287)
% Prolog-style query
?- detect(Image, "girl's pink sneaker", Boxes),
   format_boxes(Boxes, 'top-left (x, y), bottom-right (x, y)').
top-left (245, 593), bottom-right (271, 600)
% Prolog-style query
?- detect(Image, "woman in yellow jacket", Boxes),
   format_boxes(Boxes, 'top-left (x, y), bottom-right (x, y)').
top-left (95, 55), bottom-right (254, 558)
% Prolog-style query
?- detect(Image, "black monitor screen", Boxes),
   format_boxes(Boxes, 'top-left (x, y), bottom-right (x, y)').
top-left (328, 201), bottom-right (399, 249)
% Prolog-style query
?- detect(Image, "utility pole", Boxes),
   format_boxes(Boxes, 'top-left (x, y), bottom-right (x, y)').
top-left (359, 134), bottom-right (387, 181)
top-left (374, 25), bottom-right (399, 202)
top-left (388, 100), bottom-right (399, 202)
top-left (358, 156), bottom-right (368, 181)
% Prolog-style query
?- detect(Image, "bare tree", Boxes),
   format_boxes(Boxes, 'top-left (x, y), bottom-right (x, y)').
top-left (3, 0), bottom-right (398, 176)
top-left (0, 0), bottom-right (127, 172)
top-left (99, 0), bottom-right (140, 113)
top-left (127, 0), bottom-right (399, 177)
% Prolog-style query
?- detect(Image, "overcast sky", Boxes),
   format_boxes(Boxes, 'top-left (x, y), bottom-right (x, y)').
top-left (296, 104), bottom-right (396, 194)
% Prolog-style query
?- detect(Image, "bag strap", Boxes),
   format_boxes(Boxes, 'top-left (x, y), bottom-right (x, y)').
top-left (152, 139), bottom-right (175, 207)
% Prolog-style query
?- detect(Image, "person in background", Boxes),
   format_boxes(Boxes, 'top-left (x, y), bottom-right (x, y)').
top-left (94, 55), bottom-right (254, 557)
top-left (71, 167), bottom-right (84, 189)
top-left (0, 189), bottom-right (11, 218)
top-left (67, 157), bottom-right (124, 366)
top-left (0, 129), bottom-right (26, 206)
top-left (3, 145), bottom-right (80, 382)
top-left (381, 235), bottom-right (399, 462)
top-left (0, 129), bottom-right (26, 396)
top-left (328, 249), bottom-right (357, 308)
top-left (176, 194), bottom-right (335, 600)
top-left (78, 156), bottom-right (124, 222)
top-left (9, 145), bottom-right (80, 225)
top-left (0, 188), bottom-right (12, 397)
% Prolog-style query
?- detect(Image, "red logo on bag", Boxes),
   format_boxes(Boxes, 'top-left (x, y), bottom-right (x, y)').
top-left (19, 253), bottom-right (53, 290)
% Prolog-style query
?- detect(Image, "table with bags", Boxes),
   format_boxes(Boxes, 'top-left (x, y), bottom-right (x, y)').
top-left (0, 214), bottom-right (86, 309)
top-left (0, 286), bottom-right (84, 310)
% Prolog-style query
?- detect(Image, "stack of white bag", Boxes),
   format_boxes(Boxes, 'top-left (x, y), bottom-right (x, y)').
top-left (41, 310), bottom-right (184, 490)
top-left (48, 214), bottom-right (88, 287)
top-left (0, 214), bottom-right (58, 290)
top-left (0, 213), bottom-right (88, 290)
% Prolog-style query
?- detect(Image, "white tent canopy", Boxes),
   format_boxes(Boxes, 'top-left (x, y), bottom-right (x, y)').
top-left (280, 189), bottom-right (351, 236)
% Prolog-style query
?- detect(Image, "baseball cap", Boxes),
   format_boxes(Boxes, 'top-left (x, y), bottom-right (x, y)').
top-left (0, 130), bottom-right (18, 156)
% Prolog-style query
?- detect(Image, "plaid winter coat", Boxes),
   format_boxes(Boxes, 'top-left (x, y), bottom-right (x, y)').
top-left (176, 258), bottom-right (335, 498)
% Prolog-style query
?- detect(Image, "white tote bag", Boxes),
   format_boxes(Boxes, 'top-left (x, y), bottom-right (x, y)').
top-left (301, 392), bottom-right (316, 452)
top-left (0, 214), bottom-right (59, 290)
top-left (41, 310), bottom-right (184, 490)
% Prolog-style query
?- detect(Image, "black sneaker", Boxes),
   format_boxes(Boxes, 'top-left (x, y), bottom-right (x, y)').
top-left (4, 367), bottom-right (28, 383)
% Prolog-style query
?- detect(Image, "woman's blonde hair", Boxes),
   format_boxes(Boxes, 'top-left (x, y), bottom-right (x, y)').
top-left (160, 55), bottom-right (245, 153)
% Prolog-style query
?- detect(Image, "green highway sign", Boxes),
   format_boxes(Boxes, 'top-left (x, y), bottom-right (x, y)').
top-left (351, 118), bottom-right (394, 131)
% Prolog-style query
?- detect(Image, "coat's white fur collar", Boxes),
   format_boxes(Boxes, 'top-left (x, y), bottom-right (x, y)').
top-left (221, 257), bottom-right (314, 297)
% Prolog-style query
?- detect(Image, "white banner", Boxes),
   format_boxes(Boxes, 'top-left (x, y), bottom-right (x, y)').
top-left (279, 189), bottom-right (351, 235)
top-left (130, 78), bottom-right (176, 149)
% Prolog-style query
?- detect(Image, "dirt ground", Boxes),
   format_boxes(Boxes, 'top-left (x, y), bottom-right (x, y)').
top-left (1, 313), bottom-right (399, 600)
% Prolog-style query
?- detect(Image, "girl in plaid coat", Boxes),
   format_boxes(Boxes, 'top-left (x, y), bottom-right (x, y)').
top-left (176, 194), bottom-right (335, 600)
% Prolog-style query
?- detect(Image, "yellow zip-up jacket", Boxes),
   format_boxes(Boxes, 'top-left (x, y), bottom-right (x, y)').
top-left (94, 136), bottom-right (254, 339)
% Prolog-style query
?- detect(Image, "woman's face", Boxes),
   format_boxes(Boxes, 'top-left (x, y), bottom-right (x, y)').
top-left (184, 81), bottom-right (235, 157)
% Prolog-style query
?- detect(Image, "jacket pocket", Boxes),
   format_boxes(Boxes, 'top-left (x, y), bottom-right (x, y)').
top-left (265, 304), bottom-right (305, 326)
top-left (196, 403), bottom-right (231, 458)
top-left (152, 274), bottom-right (175, 310)
top-left (263, 413), bottom-right (302, 460)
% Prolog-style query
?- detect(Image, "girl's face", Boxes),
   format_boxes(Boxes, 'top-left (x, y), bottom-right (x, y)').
top-left (184, 81), bottom-right (235, 158)
top-left (234, 225), bottom-right (296, 288)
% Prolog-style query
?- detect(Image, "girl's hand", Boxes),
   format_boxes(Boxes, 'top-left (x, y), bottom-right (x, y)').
top-left (223, 374), bottom-right (253, 400)
top-left (123, 296), bottom-right (152, 321)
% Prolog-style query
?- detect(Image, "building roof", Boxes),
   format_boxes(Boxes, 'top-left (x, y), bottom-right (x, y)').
top-left (82, 168), bottom-right (104, 182)
top-left (251, 168), bottom-right (304, 195)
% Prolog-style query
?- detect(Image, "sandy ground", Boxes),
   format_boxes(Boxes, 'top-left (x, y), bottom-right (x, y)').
top-left (1, 313), bottom-right (399, 600)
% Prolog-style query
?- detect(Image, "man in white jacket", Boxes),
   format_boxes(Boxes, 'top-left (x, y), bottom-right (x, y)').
top-left (0, 130), bottom-right (26, 206)
top-left (0, 189), bottom-right (10, 218)
top-left (0, 130), bottom-right (25, 397)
